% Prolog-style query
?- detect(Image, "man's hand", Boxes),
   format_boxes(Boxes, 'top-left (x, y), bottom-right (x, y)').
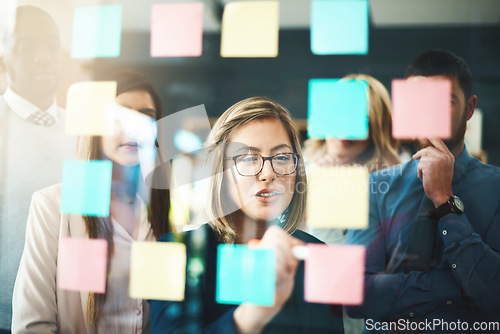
top-left (412, 138), bottom-right (454, 207)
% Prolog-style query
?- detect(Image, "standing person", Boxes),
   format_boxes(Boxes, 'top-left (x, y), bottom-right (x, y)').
top-left (0, 6), bottom-right (74, 332)
top-left (12, 71), bottom-right (172, 333)
top-left (304, 73), bottom-right (400, 245)
top-left (149, 97), bottom-right (344, 333)
top-left (346, 50), bottom-right (500, 333)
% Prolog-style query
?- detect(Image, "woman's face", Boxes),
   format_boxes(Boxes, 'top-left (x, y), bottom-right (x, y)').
top-left (101, 90), bottom-right (156, 166)
top-left (324, 138), bottom-right (370, 165)
top-left (224, 118), bottom-right (296, 222)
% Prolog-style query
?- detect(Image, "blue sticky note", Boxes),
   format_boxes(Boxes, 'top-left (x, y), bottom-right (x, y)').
top-left (311, 0), bottom-right (368, 55)
top-left (216, 245), bottom-right (275, 306)
top-left (61, 160), bottom-right (112, 216)
top-left (72, 5), bottom-right (122, 58)
top-left (308, 78), bottom-right (369, 139)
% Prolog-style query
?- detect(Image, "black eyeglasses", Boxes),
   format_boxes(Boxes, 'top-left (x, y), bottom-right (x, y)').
top-left (225, 153), bottom-right (301, 176)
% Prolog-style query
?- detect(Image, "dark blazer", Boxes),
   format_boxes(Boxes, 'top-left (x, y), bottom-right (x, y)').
top-left (150, 224), bottom-right (344, 334)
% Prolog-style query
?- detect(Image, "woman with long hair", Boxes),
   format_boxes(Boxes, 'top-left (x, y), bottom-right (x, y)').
top-left (12, 71), bottom-right (172, 333)
top-left (150, 97), bottom-right (344, 333)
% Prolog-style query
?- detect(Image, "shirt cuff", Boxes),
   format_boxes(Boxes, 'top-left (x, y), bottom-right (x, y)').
top-left (438, 213), bottom-right (475, 247)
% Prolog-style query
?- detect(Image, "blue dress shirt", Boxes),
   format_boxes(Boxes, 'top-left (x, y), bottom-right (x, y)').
top-left (346, 147), bottom-right (500, 333)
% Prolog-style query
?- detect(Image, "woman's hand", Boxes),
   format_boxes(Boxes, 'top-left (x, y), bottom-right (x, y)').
top-left (233, 226), bottom-right (304, 333)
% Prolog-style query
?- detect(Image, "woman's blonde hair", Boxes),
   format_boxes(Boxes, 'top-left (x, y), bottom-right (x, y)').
top-left (304, 74), bottom-right (400, 171)
top-left (204, 97), bottom-right (306, 243)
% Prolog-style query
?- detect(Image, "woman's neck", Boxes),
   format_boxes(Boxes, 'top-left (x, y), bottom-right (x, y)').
top-left (232, 211), bottom-right (279, 245)
top-left (110, 163), bottom-right (139, 204)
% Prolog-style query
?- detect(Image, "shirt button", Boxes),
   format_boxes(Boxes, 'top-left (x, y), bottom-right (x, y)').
top-left (136, 309), bottom-right (142, 315)
top-left (447, 301), bottom-right (452, 305)
top-left (442, 230), bottom-right (448, 236)
top-left (452, 263), bottom-right (457, 269)
top-left (409, 312), bottom-right (414, 317)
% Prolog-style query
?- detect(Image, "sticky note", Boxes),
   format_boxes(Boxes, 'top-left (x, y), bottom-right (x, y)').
top-left (57, 237), bottom-right (107, 293)
top-left (61, 160), bottom-right (112, 216)
top-left (392, 78), bottom-right (452, 139)
top-left (308, 79), bottom-right (369, 139)
top-left (129, 242), bottom-right (186, 301)
top-left (305, 244), bottom-right (365, 305)
top-left (220, 1), bottom-right (279, 57)
top-left (311, 0), bottom-right (368, 55)
top-left (217, 244), bottom-right (275, 306)
top-left (307, 166), bottom-right (368, 229)
top-left (72, 5), bottom-right (122, 58)
top-left (151, 3), bottom-right (204, 57)
top-left (66, 81), bottom-right (117, 135)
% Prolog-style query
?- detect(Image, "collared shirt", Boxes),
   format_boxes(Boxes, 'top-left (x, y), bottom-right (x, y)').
top-left (96, 200), bottom-right (155, 334)
top-left (3, 87), bottom-right (59, 123)
top-left (346, 147), bottom-right (500, 332)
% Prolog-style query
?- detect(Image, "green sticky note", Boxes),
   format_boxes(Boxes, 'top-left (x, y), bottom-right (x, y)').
top-left (308, 78), bottom-right (369, 139)
top-left (311, 0), bottom-right (368, 55)
top-left (72, 5), bottom-right (122, 58)
top-left (61, 160), bottom-right (112, 216)
top-left (216, 245), bottom-right (275, 306)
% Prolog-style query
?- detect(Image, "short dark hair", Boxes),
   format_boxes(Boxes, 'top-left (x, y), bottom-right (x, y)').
top-left (405, 50), bottom-right (473, 98)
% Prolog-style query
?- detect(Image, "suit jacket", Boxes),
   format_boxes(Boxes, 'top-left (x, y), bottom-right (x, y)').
top-left (12, 184), bottom-right (96, 334)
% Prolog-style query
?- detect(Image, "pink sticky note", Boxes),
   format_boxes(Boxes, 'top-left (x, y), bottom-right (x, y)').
top-left (392, 78), bottom-right (452, 139)
top-left (151, 3), bottom-right (204, 57)
top-left (305, 244), bottom-right (365, 305)
top-left (57, 237), bottom-right (107, 293)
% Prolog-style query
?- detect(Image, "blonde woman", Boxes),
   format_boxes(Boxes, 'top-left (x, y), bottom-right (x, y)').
top-left (12, 72), bottom-right (172, 333)
top-left (150, 97), bottom-right (344, 333)
top-left (304, 74), bottom-right (400, 172)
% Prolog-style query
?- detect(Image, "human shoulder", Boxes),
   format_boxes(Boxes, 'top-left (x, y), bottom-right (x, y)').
top-left (158, 223), bottom-right (213, 243)
top-left (291, 229), bottom-right (325, 244)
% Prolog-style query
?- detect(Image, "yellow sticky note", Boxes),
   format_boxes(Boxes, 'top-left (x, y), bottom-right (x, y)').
top-left (220, 1), bottom-right (279, 57)
top-left (307, 166), bottom-right (368, 229)
top-left (65, 81), bottom-right (117, 135)
top-left (129, 241), bottom-right (186, 301)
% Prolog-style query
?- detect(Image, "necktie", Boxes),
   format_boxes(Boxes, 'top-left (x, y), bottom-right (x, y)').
top-left (26, 110), bottom-right (56, 127)
top-left (404, 195), bottom-right (437, 273)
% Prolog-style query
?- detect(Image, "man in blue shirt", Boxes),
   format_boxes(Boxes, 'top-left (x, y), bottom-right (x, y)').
top-left (346, 50), bottom-right (500, 333)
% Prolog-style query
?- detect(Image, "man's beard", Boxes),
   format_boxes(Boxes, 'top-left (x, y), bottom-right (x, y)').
top-left (416, 109), bottom-right (467, 152)
top-left (443, 113), bottom-right (467, 151)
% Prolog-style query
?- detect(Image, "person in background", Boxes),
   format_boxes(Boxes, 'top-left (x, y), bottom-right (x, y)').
top-left (346, 50), bottom-right (500, 333)
top-left (304, 73), bottom-right (400, 245)
top-left (0, 6), bottom-right (74, 332)
top-left (150, 97), bottom-right (344, 333)
top-left (12, 71), bottom-right (172, 333)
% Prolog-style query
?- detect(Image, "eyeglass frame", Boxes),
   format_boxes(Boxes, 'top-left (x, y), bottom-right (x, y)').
top-left (225, 152), bottom-right (301, 176)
